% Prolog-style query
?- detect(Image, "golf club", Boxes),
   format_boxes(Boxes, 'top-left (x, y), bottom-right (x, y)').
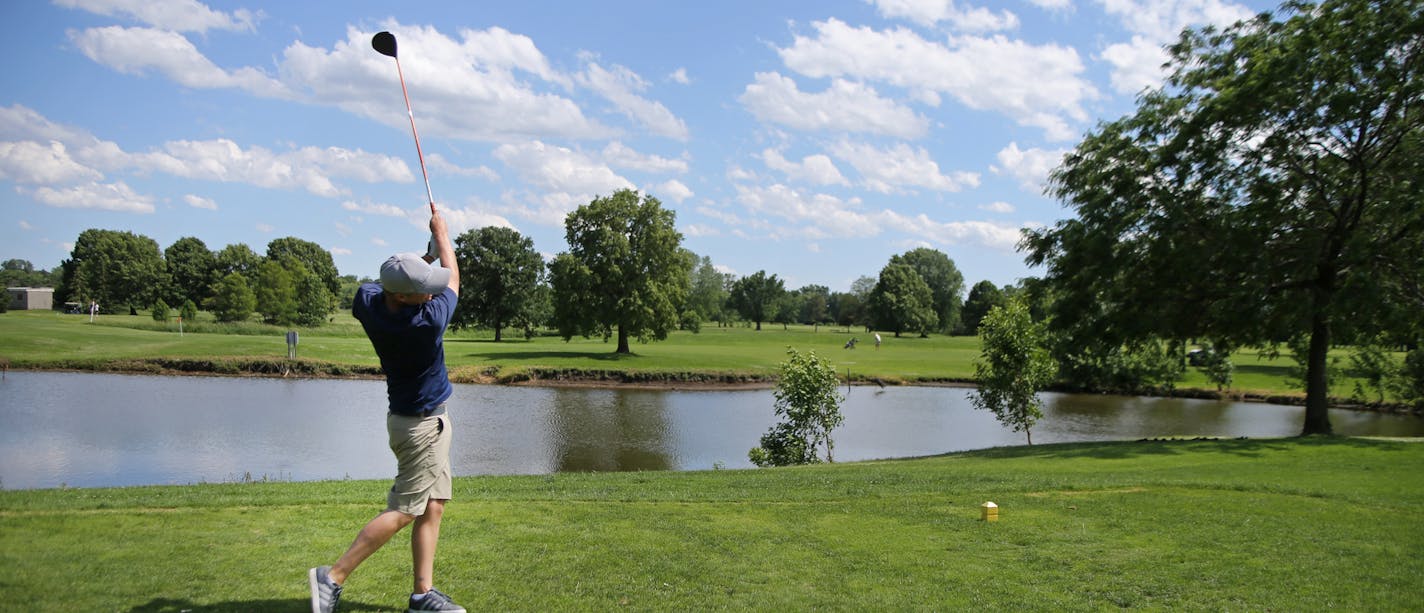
top-left (372, 30), bottom-right (435, 212)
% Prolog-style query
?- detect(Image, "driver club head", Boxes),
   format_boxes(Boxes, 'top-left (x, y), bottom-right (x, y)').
top-left (372, 31), bottom-right (397, 58)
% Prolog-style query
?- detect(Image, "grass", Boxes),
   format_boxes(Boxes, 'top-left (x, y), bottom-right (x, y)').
top-left (0, 437), bottom-right (1420, 610)
top-left (0, 309), bottom-right (1399, 402)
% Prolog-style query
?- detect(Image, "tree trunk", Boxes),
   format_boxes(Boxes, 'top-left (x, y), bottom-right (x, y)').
top-left (617, 324), bottom-right (631, 354)
top-left (493, 319), bottom-right (503, 342)
top-left (1301, 314), bottom-right (1334, 435)
top-left (755, 320), bottom-right (762, 331)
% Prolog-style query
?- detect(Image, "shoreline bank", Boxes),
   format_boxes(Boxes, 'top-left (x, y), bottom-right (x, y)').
top-left (6, 357), bottom-right (1420, 415)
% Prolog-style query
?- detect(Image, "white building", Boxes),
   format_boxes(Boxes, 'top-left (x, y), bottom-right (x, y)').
top-left (5, 287), bottom-right (55, 310)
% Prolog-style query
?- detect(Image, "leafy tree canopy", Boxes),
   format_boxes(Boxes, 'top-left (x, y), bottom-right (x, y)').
top-left (1023, 0), bottom-right (1424, 434)
top-left (453, 226), bottom-right (545, 341)
top-left (549, 189), bottom-right (689, 353)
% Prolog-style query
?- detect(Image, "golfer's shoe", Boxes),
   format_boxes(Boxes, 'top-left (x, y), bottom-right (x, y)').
top-left (309, 566), bottom-right (343, 613)
top-left (407, 588), bottom-right (466, 613)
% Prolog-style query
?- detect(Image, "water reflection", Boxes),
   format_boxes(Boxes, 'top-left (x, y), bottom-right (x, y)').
top-left (547, 388), bottom-right (674, 472)
top-left (0, 371), bottom-right (1419, 490)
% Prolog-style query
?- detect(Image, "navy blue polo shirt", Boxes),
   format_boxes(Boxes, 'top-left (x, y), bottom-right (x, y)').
top-left (352, 283), bottom-right (457, 416)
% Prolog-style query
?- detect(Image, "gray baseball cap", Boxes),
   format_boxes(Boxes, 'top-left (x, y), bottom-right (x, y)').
top-left (380, 253), bottom-right (451, 295)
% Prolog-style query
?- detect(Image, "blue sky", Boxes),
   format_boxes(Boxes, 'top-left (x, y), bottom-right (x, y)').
top-left (1, 0), bottom-right (1274, 292)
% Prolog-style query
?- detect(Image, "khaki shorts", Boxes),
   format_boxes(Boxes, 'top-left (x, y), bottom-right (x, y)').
top-left (386, 411), bottom-right (453, 516)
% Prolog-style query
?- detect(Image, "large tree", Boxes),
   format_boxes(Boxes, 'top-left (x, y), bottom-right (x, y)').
top-left (892, 248), bottom-right (965, 334)
top-left (212, 243), bottom-right (262, 279)
top-left (0, 259), bottom-right (56, 289)
top-left (961, 280), bottom-right (1006, 336)
top-left (453, 226), bottom-right (545, 341)
top-left (687, 254), bottom-right (731, 325)
top-left (1024, 0), bottom-right (1424, 434)
top-left (266, 237), bottom-right (340, 297)
top-left (207, 272), bottom-right (256, 322)
top-left (266, 237), bottom-right (338, 322)
top-left (728, 270), bottom-right (785, 331)
top-left (58, 229), bottom-right (166, 313)
top-left (549, 189), bottom-right (690, 353)
top-left (164, 237), bottom-right (215, 306)
top-left (869, 262), bottom-right (937, 337)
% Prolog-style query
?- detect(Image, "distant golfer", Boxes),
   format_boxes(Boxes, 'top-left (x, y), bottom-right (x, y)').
top-left (310, 204), bottom-right (465, 613)
top-left (875, 333), bottom-right (882, 350)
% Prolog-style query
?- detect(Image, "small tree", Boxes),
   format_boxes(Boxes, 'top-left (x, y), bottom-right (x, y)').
top-left (971, 298), bottom-right (1056, 445)
top-left (180, 299), bottom-right (199, 323)
top-left (750, 348), bottom-right (845, 466)
top-left (207, 272), bottom-right (256, 323)
top-left (151, 299), bottom-right (170, 322)
top-left (1194, 341), bottom-right (1235, 392)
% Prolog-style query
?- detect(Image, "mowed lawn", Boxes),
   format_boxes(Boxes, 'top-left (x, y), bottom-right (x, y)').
top-left (0, 438), bottom-right (1420, 611)
top-left (0, 310), bottom-right (981, 383)
top-left (0, 309), bottom-right (1393, 398)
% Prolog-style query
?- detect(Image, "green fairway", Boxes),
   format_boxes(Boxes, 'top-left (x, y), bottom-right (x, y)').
top-left (0, 437), bottom-right (1419, 610)
top-left (0, 309), bottom-right (1392, 401)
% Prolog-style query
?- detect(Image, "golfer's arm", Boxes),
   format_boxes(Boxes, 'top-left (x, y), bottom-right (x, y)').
top-left (436, 232), bottom-right (459, 296)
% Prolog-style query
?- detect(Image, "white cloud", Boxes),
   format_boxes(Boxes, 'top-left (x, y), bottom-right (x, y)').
top-left (682, 223), bottom-right (719, 237)
top-left (280, 24), bottom-right (610, 142)
top-left (330, 247), bottom-right (352, 256)
top-left (829, 140), bottom-right (980, 193)
top-left (879, 210), bottom-right (1028, 251)
top-left (739, 72), bottom-right (930, 139)
top-left (731, 182), bottom-right (1027, 252)
top-left (341, 201), bottom-right (411, 218)
top-left (579, 60), bottom-right (690, 140)
top-left (493, 140), bottom-right (636, 226)
top-left (991, 142), bottom-right (1068, 193)
top-left (1097, 0), bottom-right (1257, 93)
top-left (438, 203), bottom-right (516, 237)
top-left (19, 220), bottom-right (34, 230)
top-left (735, 183), bottom-right (870, 239)
top-left (69, 27), bottom-right (288, 98)
top-left (0, 141), bottom-right (104, 184)
top-left (601, 142), bottom-right (689, 174)
top-left (648, 179), bottom-right (693, 203)
top-left (1028, 0), bottom-right (1074, 9)
top-left (30, 181), bottom-right (155, 213)
top-left (494, 140), bottom-right (634, 196)
top-left (1100, 35), bottom-right (1170, 95)
top-left (1099, 0), bottom-right (1255, 42)
top-left (425, 153), bottom-right (500, 182)
top-left (55, 0), bottom-right (259, 33)
top-left (778, 19), bottom-right (1095, 140)
top-left (183, 194), bottom-right (217, 210)
top-left (760, 149), bottom-right (850, 186)
top-left (868, 0), bottom-right (1021, 32)
top-left (134, 139), bottom-right (408, 197)
top-left (980, 201), bottom-right (1016, 214)
top-left (0, 105), bottom-right (95, 144)
top-left (668, 68), bottom-right (691, 84)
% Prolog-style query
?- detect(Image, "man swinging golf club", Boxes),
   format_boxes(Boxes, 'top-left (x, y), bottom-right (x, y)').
top-left (309, 203), bottom-right (464, 613)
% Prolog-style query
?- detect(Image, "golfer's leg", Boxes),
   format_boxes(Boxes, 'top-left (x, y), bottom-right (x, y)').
top-left (331, 510), bottom-right (415, 584)
top-left (411, 498), bottom-right (446, 593)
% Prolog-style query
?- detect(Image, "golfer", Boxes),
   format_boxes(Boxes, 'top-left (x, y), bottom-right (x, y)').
top-left (310, 205), bottom-right (465, 613)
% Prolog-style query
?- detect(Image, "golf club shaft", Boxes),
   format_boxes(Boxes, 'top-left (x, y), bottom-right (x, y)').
top-left (393, 56), bottom-right (435, 208)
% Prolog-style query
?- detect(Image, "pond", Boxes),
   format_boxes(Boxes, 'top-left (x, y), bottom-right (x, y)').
top-left (1, 371), bottom-right (1418, 490)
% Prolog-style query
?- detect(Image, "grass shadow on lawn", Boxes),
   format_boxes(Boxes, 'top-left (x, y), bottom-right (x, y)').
top-left (956, 437), bottom-right (1312, 461)
top-left (128, 597), bottom-right (385, 612)
top-left (976, 435), bottom-right (1414, 462)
